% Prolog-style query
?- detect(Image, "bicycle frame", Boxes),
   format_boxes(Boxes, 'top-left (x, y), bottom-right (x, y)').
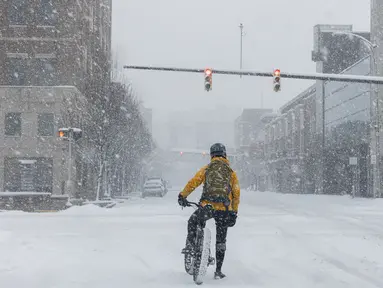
top-left (186, 201), bottom-right (214, 227)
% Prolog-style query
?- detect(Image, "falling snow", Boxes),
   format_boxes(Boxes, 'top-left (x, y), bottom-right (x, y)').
top-left (1, 1), bottom-right (383, 287)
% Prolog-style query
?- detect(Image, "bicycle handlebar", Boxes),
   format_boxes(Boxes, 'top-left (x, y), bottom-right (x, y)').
top-left (185, 201), bottom-right (201, 208)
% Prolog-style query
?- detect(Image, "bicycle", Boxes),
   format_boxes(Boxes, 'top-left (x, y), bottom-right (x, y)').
top-left (181, 201), bottom-right (215, 285)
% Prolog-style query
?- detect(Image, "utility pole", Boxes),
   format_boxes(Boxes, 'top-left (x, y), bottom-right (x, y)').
top-left (322, 80), bottom-right (325, 193)
top-left (373, 45), bottom-right (380, 198)
top-left (370, 0), bottom-right (383, 198)
top-left (68, 129), bottom-right (73, 197)
top-left (239, 23), bottom-right (244, 78)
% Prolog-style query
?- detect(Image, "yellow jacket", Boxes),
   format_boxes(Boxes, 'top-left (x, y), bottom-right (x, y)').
top-left (180, 157), bottom-right (240, 212)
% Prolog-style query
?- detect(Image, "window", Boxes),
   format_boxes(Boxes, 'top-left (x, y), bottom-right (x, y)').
top-left (4, 157), bottom-right (53, 192)
top-left (38, 0), bottom-right (57, 26)
top-left (5, 113), bottom-right (21, 136)
top-left (38, 113), bottom-right (54, 136)
top-left (35, 158), bottom-right (53, 192)
top-left (8, 0), bottom-right (27, 25)
top-left (32, 58), bottom-right (57, 85)
top-left (7, 58), bottom-right (27, 85)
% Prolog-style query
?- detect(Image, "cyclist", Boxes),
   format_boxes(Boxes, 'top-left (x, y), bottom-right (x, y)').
top-left (178, 143), bottom-right (240, 279)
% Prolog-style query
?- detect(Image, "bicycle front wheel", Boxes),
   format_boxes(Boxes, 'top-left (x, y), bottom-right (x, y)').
top-left (193, 227), bottom-right (212, 285)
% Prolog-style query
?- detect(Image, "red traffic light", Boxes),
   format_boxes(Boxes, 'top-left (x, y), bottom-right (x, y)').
top-left (273, 69), bottom-right (281, 92)
top-left (204, 68), bottom-right (212, 76)
top-left (58, 128), bottom-right (69, 139)
top-left (204, 68), bottom-right (212, 91)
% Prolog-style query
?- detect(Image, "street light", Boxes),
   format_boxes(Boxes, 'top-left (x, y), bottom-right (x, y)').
top-left (239, 23), bottom-right (244, 78)
top-left (332, 31), bottom-right (378, 49)
top-left (332, 31), bottom-right (379, 198)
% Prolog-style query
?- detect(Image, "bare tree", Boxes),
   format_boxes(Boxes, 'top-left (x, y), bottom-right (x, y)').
top-left (76, 80), bottom-right (153, 200)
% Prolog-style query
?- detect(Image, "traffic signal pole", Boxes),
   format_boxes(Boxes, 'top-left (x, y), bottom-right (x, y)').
top-left (125, 64), bottom-right (383, 198)
top-left (58, 127), bottom-right (83, 198)
top-left (239, 23), bottom-right (244, 78)
top-left (123, 65), bottom-right (383, 84)
top-left (67, 129), bottom-right (73, 197)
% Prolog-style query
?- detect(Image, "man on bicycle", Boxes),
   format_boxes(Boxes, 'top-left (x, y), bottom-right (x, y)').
top-left (178, 143), bottom-right (240, 279)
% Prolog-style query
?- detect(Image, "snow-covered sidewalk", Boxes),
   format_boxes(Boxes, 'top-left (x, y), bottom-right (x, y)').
top-left (0, 190), bottom-right (383, 288)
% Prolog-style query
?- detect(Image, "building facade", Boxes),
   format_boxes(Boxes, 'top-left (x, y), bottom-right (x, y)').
top-left (324, 56), bottom-right (372, 197)
top-left (0, 1), bottom-right (112, 196)
top-left (311, 24), bottom-right (371, 194)
top-left (0, 86), bottom-right (86, 195)
top-left (0, 0), bottom-right (112, 92)
top-left (264, 86), bottom-right (317, 194)
top-left (166, 107), bottom-right (239, 151)
top-left (233, 108), bottom-right (273, 188)
top-left (234, 108), bottom-right (273, 151)
top-left (264, 24), bottom-right (379, 197)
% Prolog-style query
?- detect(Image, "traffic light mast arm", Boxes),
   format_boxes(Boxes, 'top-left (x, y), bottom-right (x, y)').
top-left (123, 65), bottom-right (383, 84)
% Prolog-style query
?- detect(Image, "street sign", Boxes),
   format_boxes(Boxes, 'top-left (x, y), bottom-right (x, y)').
top-left (349, 157), bottom-right (358, 165)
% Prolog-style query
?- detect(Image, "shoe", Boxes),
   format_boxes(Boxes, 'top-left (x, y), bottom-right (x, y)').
top-left (214, 271), bottom-right (226, 279)
top-left (208, 256), bottom-right (215, 266)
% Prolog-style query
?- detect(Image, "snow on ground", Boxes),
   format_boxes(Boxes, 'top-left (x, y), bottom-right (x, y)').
top-left (1, 189), bottom-right (383, 288)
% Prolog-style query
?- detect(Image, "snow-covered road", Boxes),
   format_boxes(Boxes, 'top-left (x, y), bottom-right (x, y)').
top-left (1, 189), bottom-right (383, 288)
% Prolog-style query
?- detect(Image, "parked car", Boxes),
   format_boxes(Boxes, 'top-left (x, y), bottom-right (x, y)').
top-left (143, 177), bottom-right (168, 197)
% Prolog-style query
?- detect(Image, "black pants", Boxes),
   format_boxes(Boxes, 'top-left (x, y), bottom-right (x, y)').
top-left (186, 208), bottom-right (229, 272)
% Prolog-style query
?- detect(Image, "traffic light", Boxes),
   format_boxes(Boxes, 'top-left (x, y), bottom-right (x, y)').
top-left (58, 128), bottom-right (69, 139)
top-left (204, 68), bottom-right (212, 91)
top-left (273, 69), bottom-right (281, 92)
top-left (58, 128), bottom-right (83, 141)
top-left (72, 128), bottom-right (83, 141)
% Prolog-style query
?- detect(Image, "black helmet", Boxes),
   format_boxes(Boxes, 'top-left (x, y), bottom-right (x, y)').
top-left (210, 143), bottom-right (227, 158)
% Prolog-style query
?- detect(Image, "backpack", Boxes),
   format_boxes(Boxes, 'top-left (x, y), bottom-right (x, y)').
top-left (201, 160), bottom-right (233, 206)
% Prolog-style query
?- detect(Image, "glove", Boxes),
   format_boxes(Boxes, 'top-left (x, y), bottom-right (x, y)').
top-left (178, 193), bottom-right (188, 207)
top-left (226, 211), bottom-right (237, 227)
top-left (229, 211), bottom-right (237, 219)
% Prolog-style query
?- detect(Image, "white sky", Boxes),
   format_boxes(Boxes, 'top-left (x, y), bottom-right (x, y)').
top-left (112, 0), bottom-right (370, 113)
